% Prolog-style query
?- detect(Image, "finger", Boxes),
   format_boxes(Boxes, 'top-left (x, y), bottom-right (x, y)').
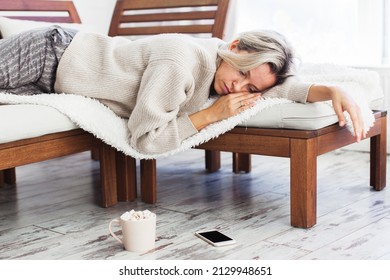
top-left (237, 100), bottom-right (259, 114)
top-left (224, 92), bottom-right (253, 108)
top-left (333, 102), bottom-right (347, 127)
top-left (237, 93), bottom-right (262, 105)
top-left (237, 96), bottom-right (259, 109)
top-left (229, 91), bottom-right (253, 99)
top-left (231, 92), bottom-right (262, 99)
top-left (349, 109), bottom-right (364, 142)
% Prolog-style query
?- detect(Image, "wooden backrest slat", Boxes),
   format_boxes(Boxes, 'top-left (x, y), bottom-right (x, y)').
top-left (117, 25), bottom-right (214, 36)
top-left (121, 11), bottom-right (217, 23)
top-left (5, 16), bottom-right (74, 23)
top-left (122, 0), bottom-right (219, 10)
top-left (0, 0), bottom-right (81, 23)
top-left (109, 0), bottom-right (229, 39)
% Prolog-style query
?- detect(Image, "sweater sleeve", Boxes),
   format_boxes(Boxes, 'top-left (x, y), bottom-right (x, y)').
top-left (128, 62), bottom-right (199, 154)
top-left (262, 76), bottom-right (312, 103)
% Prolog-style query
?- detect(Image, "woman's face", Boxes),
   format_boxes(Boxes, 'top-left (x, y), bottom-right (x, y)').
top-left (214, 41), bottom-right (277, 95)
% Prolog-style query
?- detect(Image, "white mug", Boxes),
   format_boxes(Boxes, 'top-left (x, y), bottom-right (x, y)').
top-left (109, 215), bottom-right (156, 252)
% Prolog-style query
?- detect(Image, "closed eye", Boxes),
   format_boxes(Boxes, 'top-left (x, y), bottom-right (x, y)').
top-left (248, 85), bottom-right (260, 93)
top-left (239, 70), bottom-right (260, 93)
top-left (239, 70), bottom-right (247, 77)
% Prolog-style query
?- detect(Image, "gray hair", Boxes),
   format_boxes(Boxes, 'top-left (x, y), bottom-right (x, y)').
top-left (217, 30), bottom-right (296, 85)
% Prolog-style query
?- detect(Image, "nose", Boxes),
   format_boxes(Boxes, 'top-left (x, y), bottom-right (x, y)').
top-left (232, 77), bottom-right (248, 92)
top-left (233, 80), bottom-right (248, 92)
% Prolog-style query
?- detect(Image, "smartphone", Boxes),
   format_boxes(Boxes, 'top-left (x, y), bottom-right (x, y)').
top-left (195, 230), bottom-right (236, 247)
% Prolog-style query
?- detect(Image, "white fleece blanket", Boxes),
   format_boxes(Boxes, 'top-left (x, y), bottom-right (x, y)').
top-left (0, 64), bottom-right (382, 159)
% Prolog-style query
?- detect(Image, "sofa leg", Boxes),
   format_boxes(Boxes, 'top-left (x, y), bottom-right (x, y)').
top-left (0, 170), bottom-right (3, 187)
top-left (5, 168), bottom-right (16, 184)
top-left (205, 150), bottom-right (221, 172)
top-left (91, 148), bottom-right (99, 160)
top-left (290, 138), bottom-right (317, 228)
top-left (233, 153), bottom-right (251, 173)
top-left (370, 116), bottom-right (387, 191)
top-left (0, 168), bottom-right (16, 187)
top-left (140, 159), bottom-right (156, 204)
top-left (98, 141), bottom-right (118, 207)
top-left (116, 152), bottom-right (137, 201)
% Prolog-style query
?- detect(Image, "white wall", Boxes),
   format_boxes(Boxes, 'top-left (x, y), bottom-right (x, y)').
top-left (72, 0), bottom-right (387, 66)
top-left (72, 0), bottom-right (117, 34)
top-left (72, 0), bottom-right (238, 38)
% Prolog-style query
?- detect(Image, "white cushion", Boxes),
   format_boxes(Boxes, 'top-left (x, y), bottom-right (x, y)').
top-left (241, 63), bottom-right (384, 130)
top-left (0, 17), bottom-right (88, 143)
top-left (0, 105), bottom-right (77, 144)
top-left (241, 102), bottom-right (339, 130)
top-left (0, 16), bottom-right (93, 38)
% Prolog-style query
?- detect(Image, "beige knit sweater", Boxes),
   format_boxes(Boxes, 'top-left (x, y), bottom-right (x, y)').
top-left (55, 32), bottom-right (311, 154)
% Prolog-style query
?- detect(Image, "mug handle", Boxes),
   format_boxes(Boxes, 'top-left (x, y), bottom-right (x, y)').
top-left (109, 219), bottom-right (123, 245)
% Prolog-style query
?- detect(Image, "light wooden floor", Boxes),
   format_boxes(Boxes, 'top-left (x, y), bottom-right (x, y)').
top-left (0, 148), bottom-right (389, 260)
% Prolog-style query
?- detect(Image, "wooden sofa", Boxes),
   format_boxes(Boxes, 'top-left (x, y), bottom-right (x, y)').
top-left (1, 0), bottom-right (386, 230)
top-left (0, 0), bottom-right (136, 207)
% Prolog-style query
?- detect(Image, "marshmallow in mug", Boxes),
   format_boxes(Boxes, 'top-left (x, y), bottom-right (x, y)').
top-left (121, 209), bottom-right (156, 221)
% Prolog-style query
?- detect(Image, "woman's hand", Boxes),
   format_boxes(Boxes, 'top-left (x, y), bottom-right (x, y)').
top-left (189, 92), bottom-right (261, 130)
top-left (307, 85), bottom-right (366, 142)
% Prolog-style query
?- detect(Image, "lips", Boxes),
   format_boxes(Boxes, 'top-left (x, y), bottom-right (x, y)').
top-left (223, 83), bottom-right (230, 94)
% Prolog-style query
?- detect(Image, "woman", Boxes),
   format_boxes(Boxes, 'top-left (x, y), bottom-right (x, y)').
top-left (0, 26), bottom-right (364, 154)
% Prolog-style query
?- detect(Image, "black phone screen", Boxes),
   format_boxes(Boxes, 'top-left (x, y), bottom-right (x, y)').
top-left (197, 231), bottom-right (233, 243)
